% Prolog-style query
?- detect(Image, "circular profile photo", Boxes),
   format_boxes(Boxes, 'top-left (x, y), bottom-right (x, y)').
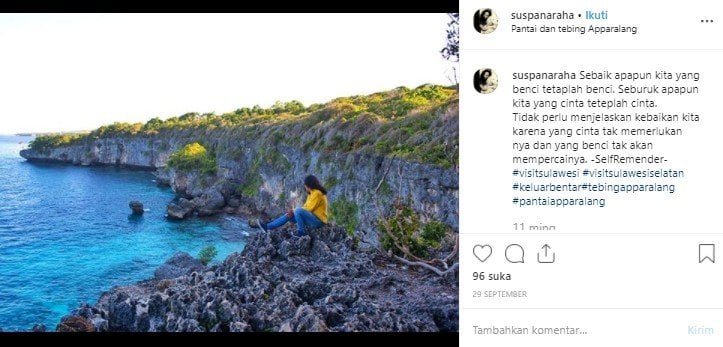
top-left (474, 8), bottom-right (499, 34)
top-left (474, 68), bottom-right (498, 94)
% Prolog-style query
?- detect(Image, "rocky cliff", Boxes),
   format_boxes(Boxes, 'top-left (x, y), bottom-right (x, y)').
top-left (59, 226), bottom-right (458, 332)
top-left (23, 86), bottom-right (460, 332)
top-left (20, 108), bottom-right (458, 246)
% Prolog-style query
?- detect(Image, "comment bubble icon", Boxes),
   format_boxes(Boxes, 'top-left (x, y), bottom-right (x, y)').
top-left (505, 244), bottom-right (525, 263)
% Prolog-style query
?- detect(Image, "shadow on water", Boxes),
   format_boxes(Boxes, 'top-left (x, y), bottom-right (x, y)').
top-left (127, 214), bottom-right (144, 224)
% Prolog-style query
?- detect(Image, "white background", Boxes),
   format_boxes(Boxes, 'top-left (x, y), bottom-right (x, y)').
top-left (0, 14), bottom-right (451, 134)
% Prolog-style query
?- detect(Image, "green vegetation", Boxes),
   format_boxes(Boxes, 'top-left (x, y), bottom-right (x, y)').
top-left (238, 155), bottom-right (262, 197)
top-left (234, 148), bottom-right (290, 197)
top-left (378, 200), bottom-right (449, 258)
top-left (198, 245), bottom-right (218, 266)
top-left (421, 221), bottom-right (449, 248)
top-left (91, 122), bottom-right (143, 138)
top-left (262, 147), bottom-right (291, 171)
top-left (278, 191), bottom-right (287, 203)
top-left (329, 196), bottom-right (359, 236)
top-left (325, 176), bottom-right (339, 190)
top-left (227, 147), bottom-right (243, 161)
top-left (378, 181), bottom-right (392, 197)
top-left (167, 143), bottom-right (217, 174)
top-left (28, 133), bottom-right (87, 153)
top-left (29, 84), bottom-right (458, 168)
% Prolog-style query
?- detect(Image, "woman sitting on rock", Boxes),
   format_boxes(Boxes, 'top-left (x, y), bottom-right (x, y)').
top-left (253, 175), bottom-right (328, 236)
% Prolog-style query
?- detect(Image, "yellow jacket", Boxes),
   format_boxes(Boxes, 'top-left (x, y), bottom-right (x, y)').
top-left (302, 189), bottom-right (328, 223)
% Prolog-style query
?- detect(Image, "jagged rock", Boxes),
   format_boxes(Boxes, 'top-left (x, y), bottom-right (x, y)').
top-left (63, 225), bottom-right (458, 332)
top-left (227, 198), bottom-right (240, 208)
top-left (325, 284), bottom-right (359, 306)
top-left (279, 235), bottom-right (312, 259)
top-left (193, 188), bottom-right (225, 217)
top-left (108, 292), bottom-right (136, 331)
top-left (167, 203), bottom-right (192, 220)
top-left (196, 209), bottom-right (216, 217)
top-left (321, 306), bottom-right (345, 328)
top-left (148, 293), bottom-right (168, 317)
top-left (431, 306), bottom-right (458, 332)
top-left (154, 252), bottom-right (205, 280)
top-left (18, 103), bottom-right (458, 236)
top-left (31, 323), bottom-right (46, 332)
top-left (289, 304), bottom-right (328, 332)
top-left (177, 318), bottom-right (203, 332)
top-left (136, 311), bottom-right (150, 332)
top-left (56, 316), bottom-right (95, 332)
top-left (290, 278), bottom-right (331, 304)
top-left (155, 169), bottom-right (171, 187)
top-left (91, 317), bottom-right (109, 332)
top-left (129, 201), bottom-right (144, 215)
top-left (229, 321), bottom-right (251, 332)
top-left (178, 198), bottom-right (194, 209)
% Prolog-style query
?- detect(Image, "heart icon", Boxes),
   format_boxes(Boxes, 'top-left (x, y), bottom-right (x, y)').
top-left (473, 244), bottom-right (492, 263)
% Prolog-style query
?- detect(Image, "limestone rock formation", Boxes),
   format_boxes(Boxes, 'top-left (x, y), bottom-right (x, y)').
top-left (129, 201), bottom-right (144, 215)
top-left (154, 252), bottom-right (206, 280)
top-left (60, 225), bottom-right (458, 332)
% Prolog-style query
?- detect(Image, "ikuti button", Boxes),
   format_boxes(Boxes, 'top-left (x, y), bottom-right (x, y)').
top-left (698, 244), bottom-right (715, 263)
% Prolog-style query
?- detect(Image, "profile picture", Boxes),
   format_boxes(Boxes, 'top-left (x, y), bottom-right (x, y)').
top-left (473, 8), bottom-right (498, 34)
top-left (473, 68), bottom-right (498, 94)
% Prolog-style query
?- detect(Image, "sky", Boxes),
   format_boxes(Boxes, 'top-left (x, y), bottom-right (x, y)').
top-left (0, 13), bottom-right (454, 134)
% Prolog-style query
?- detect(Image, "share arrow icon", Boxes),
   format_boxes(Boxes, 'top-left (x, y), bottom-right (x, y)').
top-left (537, 244), bottom-right (556, 263)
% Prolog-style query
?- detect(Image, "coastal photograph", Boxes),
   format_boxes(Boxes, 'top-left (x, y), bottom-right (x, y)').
top-left (0, 13), bottom-right (459, 332)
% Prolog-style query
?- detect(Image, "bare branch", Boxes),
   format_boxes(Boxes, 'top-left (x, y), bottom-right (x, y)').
top-left (391, 253), bottom-right (459, 277)
top-left (374, 155), bottom-right (396, 194)
top-left (373, 199), bottom-right (459, 276)
top-left (443, 234), bottom-right (459, 264)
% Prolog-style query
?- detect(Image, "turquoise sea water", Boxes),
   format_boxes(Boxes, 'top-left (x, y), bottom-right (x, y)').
top-left (0, 135), bottom-right (248, 331)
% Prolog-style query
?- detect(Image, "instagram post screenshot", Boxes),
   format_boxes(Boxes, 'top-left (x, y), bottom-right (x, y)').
top-left (3, 0), bottom-right (721, 345)
top-left (461, 0), bottom-right (722, 345)
top-left (0, 1), bottom-right (458, 343)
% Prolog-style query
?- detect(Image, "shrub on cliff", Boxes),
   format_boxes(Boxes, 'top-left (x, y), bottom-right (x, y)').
top-left (378, 200), bottom-right (449, 258)
top-left (29, 133), bottom-right (86, 152)
top-left (330, 196), bottom-right (359, 236)
top-left (29, 84), bottom-right (458, 169)
top-left (376, 199), bottom-right (458, 277)
top-left (420, 221), bottom-right (448, 248)
top-left (378, 201), bottom-right (426, 257)
top-left (90, 122), bottom-right (143, 138)
top-left (198, 245), bottom-right (218, 266)
top-left (167, 143), bottom-right (217, 174)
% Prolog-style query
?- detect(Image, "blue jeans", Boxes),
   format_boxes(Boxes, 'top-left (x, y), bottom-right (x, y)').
top-left (266, 207), bottom-right (324, 236)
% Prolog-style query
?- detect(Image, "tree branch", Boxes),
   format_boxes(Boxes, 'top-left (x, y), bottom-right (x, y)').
top-left (391, 253), bottom-right (459, 277)
top-left (373, 199), bottom-right (459, 276)
top-left (443, 234), bottom-right (459, 264)
top-left (374, 155), bottom-right (396, 194)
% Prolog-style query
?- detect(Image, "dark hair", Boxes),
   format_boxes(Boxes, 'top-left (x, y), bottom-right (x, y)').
top-left (304, 175), bottom-right (327, 195)
top-left (474, 8), bottom-right (493, 31)
top-left (473, 68), bottom-right (493, 93)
